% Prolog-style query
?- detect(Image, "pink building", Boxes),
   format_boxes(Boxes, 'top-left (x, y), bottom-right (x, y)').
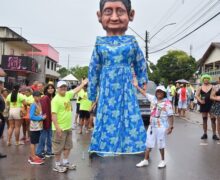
top-left (27, 44), bottom-right (60, 83)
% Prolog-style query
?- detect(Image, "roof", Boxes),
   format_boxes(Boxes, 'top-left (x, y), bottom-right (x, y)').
top-left (62, 74), bottom-right (78, 81)
top-left (199, 42), bottom-right (220, 66)
top-left (0, 26), bottom-right (40, 52)
top-left (27, 44), bottom-right (59, 62)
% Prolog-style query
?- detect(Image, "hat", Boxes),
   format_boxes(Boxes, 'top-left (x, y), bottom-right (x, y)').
top-left (156, 86), bottom-right (166, 93)
top-left (33, 91), bottom-right (42, 97)
top-left (57, 81), bottom-right (67, 88)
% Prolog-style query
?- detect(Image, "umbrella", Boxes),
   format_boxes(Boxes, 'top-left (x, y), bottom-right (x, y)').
top-left (176, 79), bottom-right (190, 84)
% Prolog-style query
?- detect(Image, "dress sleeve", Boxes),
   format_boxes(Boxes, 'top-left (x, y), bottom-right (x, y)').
top-left (133, 41), bottom-right (148, 87)
top-left (88, 45), bottom-right (102, 102)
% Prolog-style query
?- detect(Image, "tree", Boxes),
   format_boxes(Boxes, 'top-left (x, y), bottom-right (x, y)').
top-left (70, 66), bottom-right (88, 80)
top-left (150, 50), bottom-right (197, 85)
top-left (57, 67), bottom-right (69, 78)
top-left (148, 63), bottom-right (160, 85)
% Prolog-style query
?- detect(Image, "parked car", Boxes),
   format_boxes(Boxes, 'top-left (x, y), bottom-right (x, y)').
top-left (137, 81), bottom-right (157, 127)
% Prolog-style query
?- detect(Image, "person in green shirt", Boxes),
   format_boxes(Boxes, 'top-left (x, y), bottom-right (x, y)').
top-left (78, 85), bottom-right (92, 134)
top-left (21, 88), bottom-right (34, 143)
top-left (6, 84), bottom-right (26, 146)
top-left (51, 79), bottom-right (88, 173)
top-left (73, 88), bottom-right (84, 129)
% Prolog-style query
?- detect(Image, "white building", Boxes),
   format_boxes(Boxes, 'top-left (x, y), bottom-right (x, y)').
top-left (197, 42), bottom-right (220, 82)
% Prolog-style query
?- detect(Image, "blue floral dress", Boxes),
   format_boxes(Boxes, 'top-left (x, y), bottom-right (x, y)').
top-left (88, 35), bottom-right (148, 156)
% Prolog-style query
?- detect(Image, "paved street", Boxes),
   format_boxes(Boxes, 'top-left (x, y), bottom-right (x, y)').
top-left (1, 110), bottom-right (220, 180)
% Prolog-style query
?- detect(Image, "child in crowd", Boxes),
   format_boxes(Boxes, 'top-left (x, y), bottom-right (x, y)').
top-left (28, 91), bottom-right (46, 165)
top-left (22, 88), bottom-right (34, 143)
top-left (79, 85), bottom-right (92, 134)
top-left (134, 80), bottom-right (174, 168)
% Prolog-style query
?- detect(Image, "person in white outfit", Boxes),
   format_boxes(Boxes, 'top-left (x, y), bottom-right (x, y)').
top-left (133, 81), bottom-right (174, 168)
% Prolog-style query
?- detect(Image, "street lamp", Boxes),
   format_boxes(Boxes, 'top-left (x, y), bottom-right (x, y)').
top-left (129, 23), bottom-right (176, 60)
top-left (149, 23), bottom-right (176, 42)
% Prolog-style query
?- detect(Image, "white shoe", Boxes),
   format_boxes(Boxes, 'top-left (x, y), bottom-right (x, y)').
top-left (136, 159), bottom-right (149, 167)
top-left (72, 124), bottom-right (77, 130)
top-left (158, 161), bottom-right (166, 168)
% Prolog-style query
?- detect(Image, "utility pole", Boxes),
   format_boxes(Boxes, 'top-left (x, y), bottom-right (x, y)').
top-left (67, 54), bottom-right (70, 70)
top-left (145, 31), bottom-right (149, 61)
top-left (190, 44), bottom-right (193, 56)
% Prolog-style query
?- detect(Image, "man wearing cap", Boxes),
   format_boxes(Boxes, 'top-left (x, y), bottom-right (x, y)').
top-left (51, 79), bottom-right (88, 173)
top-left (134, 79), bottom-right (174, 168)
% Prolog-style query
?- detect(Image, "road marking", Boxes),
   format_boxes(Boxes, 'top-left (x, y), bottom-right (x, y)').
top-left (200, 142), bottom-right (208, 146)
top-left (217, 142), bottom-right (220, 145)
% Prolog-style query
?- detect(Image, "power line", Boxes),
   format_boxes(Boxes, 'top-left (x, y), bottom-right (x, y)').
top-left (150, 0), bottom-right (220, 50)
top-left (149, 12), bottom-right (220, 54)
top-left (193, 33), bottom-right (220, 53)
top-left (150, 0), bottom-right (179, 34)
top-left (54, 45), bottom-right (94, 49)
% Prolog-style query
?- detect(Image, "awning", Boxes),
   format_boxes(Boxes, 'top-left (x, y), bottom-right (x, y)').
top-left (62, 74), bottom-right (78, 82)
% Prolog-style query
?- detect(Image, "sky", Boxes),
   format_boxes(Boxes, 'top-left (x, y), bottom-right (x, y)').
top-left (0, 0), bottom-right (220, 68)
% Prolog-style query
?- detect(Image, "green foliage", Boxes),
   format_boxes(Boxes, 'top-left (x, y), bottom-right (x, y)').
top-left (57, 67), bottom-right (70, 78)
top-left (57, 66), bottom-right (89, 80)
top-left (149, 50), bottom-right (197, 85)
top-left (70, 66), bottom-right (88, 80)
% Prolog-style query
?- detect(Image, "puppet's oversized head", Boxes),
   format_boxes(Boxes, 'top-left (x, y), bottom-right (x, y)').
top-left (97, 0), bottom-right (135, 36)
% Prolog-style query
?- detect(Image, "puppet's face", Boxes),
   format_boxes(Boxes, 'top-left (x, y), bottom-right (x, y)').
top-left (97, 1), bottom-right (134, 35)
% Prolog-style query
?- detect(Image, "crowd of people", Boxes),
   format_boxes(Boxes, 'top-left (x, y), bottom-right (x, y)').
top-left (165, 75), bottom-right (220, 141)
top-left (0, 79), bottom-right (89, 173)
top-left (1, 0), bottom-right (220, 176)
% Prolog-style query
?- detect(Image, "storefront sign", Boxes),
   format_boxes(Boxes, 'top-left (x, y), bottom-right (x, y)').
top-left (1, 55), bottom-right (38, 73)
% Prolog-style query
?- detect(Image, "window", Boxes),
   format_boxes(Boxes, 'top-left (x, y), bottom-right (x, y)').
top-left (47, 60), bottom-right (50, 69)
top-left (51, 62), bottom-right (53, 70)
top-left (54, 64), bottom-right (57, 71)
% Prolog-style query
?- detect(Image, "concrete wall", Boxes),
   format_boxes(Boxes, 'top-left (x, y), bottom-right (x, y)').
top-left (27, 56), bottom-right (60, 84)
top-left (27, 56), bottom-right (46, 83)
top-left (4, 41), bottom-right (27, 56)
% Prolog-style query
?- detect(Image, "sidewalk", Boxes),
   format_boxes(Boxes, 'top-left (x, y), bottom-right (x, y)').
top-left (179, 110), bottom-right (213, 131)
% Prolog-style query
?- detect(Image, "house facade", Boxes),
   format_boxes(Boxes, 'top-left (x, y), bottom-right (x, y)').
top-left (0, 26), bottom-right (40, 89)
top-left (197, 42), bottom-right (220, 82)
top-left (27, 44), bottom-right (60, 84)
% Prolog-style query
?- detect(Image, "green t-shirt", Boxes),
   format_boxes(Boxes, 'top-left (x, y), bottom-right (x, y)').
top-left (6, 93), bottom-right (25, 108)
top-left (51, 91), bottom-right (74, 131)
top-left (80, 91), bottom-right (92, 111)
top-left (25, 95), bottom-right (34, 105)
top-left (171, 85), bottom-right (176, 96)
top-left (76, 89), bottom-right (84, 104)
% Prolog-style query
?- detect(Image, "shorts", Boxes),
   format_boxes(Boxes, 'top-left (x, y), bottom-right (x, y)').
top-left (52, 129), bottom-right (73, 155)
top-left (178, 101), bottom-right (187, 109)
top-left (8, 107), bottom-right (21, 120)
top-left (76, 103), bottom-right (80, 114)
top-left (146, 126), bottom-right (167, 149)
top-left (79, 110), bottom-right (90, 119)
top-left (30, 131), bottom-right (41, 144)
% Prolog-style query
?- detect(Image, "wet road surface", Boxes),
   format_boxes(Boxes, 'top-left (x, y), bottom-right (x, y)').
top-left (0, 116), bottom-right (220, 180)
